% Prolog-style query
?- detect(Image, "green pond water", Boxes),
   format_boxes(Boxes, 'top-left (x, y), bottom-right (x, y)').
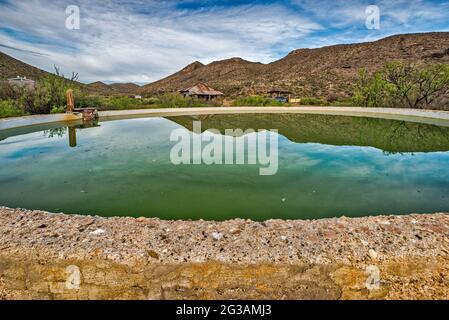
top-left (0, 113), bottom-right (449, 221)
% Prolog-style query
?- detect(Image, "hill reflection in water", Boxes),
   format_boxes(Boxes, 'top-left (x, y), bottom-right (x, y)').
top-left (167, 113), bottom-right (449, 153)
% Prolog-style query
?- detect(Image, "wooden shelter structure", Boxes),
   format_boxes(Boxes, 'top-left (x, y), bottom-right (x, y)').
top-left (267, 88), bottom-right (292, 101)
top-left (180, 83), bottom-right (224, 101)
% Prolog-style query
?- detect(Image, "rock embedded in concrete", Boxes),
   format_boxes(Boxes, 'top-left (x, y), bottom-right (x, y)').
top-left (90, 228), bottom-right (106, 236)
top-left (211, 232), bottom-right (223, 241)
top-left (0, 207), bottom-right (448, 300)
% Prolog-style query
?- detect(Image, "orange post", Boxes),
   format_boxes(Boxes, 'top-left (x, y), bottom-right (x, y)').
top-left (66, 89), bottom-right (74, 113)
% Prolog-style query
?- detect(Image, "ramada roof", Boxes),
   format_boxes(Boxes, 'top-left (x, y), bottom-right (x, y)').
top-left (181, 83), bottom-right (224, 96)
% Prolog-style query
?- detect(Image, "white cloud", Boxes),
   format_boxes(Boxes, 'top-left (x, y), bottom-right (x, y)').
top-left (0, 0), bottom-right (322, 83)
top-left (288, 0), bottom-right (449, 50)
top-left (0, 0), bottom-right (447, 84)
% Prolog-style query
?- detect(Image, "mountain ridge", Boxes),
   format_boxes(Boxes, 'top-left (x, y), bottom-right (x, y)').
top-left (0, 51), bottom-right (51, 81)
top-left (1, 32), bottom-right (449, 98)
top-left (141, 32), bottom-right (449, 98)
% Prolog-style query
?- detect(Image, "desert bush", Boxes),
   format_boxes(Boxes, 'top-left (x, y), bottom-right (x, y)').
top-left (232, 96), bottom-right (286, 106)
top-left (331, 98), bottom-right (354, 106)
top-left (352, 69), bottom-right (389, 108)
top-left (0, 82), bottom-right (17, 100)
top-left (106, 96), bottom-right (138, 109)
top-left (155, 94), bottom-right (186, 108)
top-left (300, 97), bottom-right (328, 106)
top-left (26, 75), bottom-right (74, 114)
top-left (72, 93), bottom-right (215, 111)
top-left (325, 93), bottom-right (353, 106)
top-left (325, 93), bottom-right (339, 102)
top-left (1, 65), bottom-right (83, 115)
top-left (0, 99), bottom-right (27, 118)
top-left (50, 106), bottom-right (66, 114)
top-left (143, 97), bottom-right (160, 105)
top-left (4, 75), bottom-right (76, 115)
top-left (156, 94), bottom-right (217, 108)
top-left (75, 94), bottom-right (104, 109)
top-left (96, 96), bottom-right (148, 110)
top-left (353, 61), bottom-right (449, 109)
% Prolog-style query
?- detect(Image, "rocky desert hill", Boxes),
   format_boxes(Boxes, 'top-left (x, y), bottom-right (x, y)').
top-left (86, 81), bottom-right (141, 94)
top-left (0, 51), bottom-right (51, 81)
top-left (1, 32), bottom-right (448, 99)
top-left (108, 82), bottom-right (141, 94)
top-left (141, 32), bottom-right (449, 99)
top-left (85, 81), bottom-right (111, 93)
top-left (143, 58), bottom-right (264, 95)
top-left (0, 52), bottom-right (140, 94)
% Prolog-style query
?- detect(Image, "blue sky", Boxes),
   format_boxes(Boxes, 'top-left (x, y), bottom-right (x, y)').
top-left (0, 0), bottom-right (448, 84)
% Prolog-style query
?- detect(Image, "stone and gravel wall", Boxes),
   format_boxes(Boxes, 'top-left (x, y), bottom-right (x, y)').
top-left (0, 207), bottom-right (448, 300)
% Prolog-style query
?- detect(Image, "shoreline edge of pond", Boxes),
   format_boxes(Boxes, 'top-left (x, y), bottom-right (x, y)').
top-left (2, 106), bottom-right (449, 131)
top-left (0, 207), bottom-right (447, 300)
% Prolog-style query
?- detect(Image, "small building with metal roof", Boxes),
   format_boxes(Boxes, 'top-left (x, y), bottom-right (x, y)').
top-left (7, 76), bottom-right (35, 90)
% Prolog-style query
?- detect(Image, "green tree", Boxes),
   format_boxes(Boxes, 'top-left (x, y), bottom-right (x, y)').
top-left (232, 96), bottom-right (287, 106)
top-left (0, 99), bottom-right (26, 118)
top-left (353, 61), bottom-right (449, 109)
